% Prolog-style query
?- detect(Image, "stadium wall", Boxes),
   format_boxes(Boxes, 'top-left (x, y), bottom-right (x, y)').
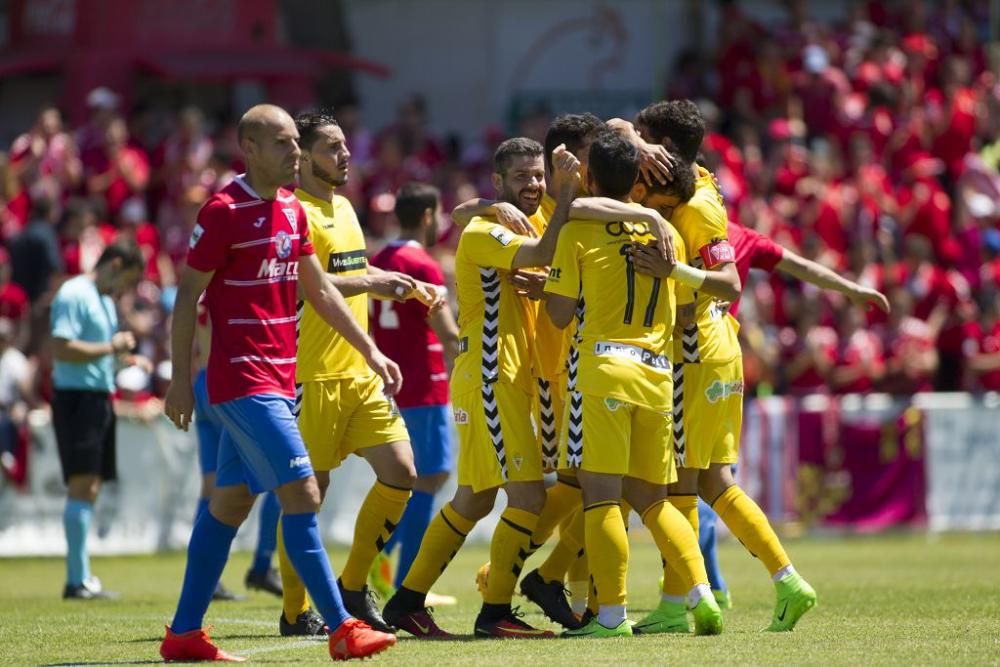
top-left (1, 393), bottom-right (997, 556)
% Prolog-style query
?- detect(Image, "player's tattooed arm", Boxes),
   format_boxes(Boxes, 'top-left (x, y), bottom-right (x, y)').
top-left (164, 265), bottom-right (215, 431)
top-left (776, 249), bottom-right (890, 313)
top-left (628, 243), bottom-right (741, 301)
top-left (451, 198), bottom-right (536, 237)
top-left (301, 254), bottom-right (403, 395)
top-left (510, 145), bottom-right (579, 269)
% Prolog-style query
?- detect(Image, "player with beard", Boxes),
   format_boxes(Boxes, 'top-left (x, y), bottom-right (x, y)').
top-left (275, 112), bottom-right (445, 636)
top-left (382, 137), bottom-right (579, 639)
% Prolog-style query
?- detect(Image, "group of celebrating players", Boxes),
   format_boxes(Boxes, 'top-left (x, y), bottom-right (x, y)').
top-left (158, 96), bottom-right (889, 661)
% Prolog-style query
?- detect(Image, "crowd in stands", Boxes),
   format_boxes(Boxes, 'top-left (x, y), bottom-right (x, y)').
top-left (1, 0), bottom-right (999, 466)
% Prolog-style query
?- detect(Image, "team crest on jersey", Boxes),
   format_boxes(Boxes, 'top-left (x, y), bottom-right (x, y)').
top-left (275, 230), bottom-right (293, 259)
top-left (453, 408), bottom-right (469, 425)
top-left (189, 224), bottom-right (204, 249)
top-left (489, 227), bottom-right (514, 246)
top-left (282, 208), bottom-right (297, 228)
top-left (605, 397), bottom-right (623, 412)
top-left (512, 455), bottom-right (524, 471)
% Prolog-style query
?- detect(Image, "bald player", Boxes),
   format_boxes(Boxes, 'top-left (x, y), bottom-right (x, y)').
top-left (160, 104), bottom-right (397, 662)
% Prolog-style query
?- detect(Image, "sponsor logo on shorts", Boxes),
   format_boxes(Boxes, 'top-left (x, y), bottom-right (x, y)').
top-left (289, 455), bottom-right (311, 469)
top-left (454, 408), bottom-right (469, 425)
top-left (604, 398), bottom-right (623, 412)
top-left (489, 227), bottom-right (514, 246)
top-left (594, 341), bottom-right (670, 370)
top-left (705, 380), bottom-right (744, 404)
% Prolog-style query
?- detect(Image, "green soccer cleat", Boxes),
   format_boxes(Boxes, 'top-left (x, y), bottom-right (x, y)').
top-left (562, 616), bottom-right (633, 639)
top-left (766, 572), bottom-right (817, 632)
top-left (632, 599), bottom-right (689, 635)
top-left (368, 551), bottom-right (395, 599)
top-left (691, 595), bottom-right (723, 635)
top-left (713, 589), bottom-right (732, 609)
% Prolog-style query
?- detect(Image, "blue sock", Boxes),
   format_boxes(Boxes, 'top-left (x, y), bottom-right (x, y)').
top-left (393, 490), bottom-right (434, 588)
top-left (194, 497), bottom-right (209, 523)
top-left (171, 511), bottom-right (237, 633)
top-left (64, 499), bottom-right (93, 587)
top-left (252, 492), bottom-right (280, 574)
top-left (281, 512), bottom-right (350, 629)
top-left (698, 499), bottom-right (727, 593)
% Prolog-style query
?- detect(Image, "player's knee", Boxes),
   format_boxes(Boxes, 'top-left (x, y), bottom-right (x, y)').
top-left (275, 476), bottom-right (323, 515)
top-left (368, 441), bottom-right (417, 489)
top-left (209, 488), bottom-right (255, 527)
top-left (506, 482), bottom-right (546, 514)
top-left (451, 486), bottom-right (496, 521)
top-left (697, 471), bottom-right (731, 506)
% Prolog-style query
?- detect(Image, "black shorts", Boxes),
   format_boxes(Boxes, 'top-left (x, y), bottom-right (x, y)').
top-left (52, 389), bottom-right (117, 483)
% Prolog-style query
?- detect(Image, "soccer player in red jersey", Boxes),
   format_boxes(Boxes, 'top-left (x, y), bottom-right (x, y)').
top-left (160, 105), bottom-right (399, 662)
top-left (370, 183), bottom-right (460, 590)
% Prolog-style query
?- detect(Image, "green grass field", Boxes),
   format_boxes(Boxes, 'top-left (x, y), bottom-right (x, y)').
top-left (2, 532), bottom-right (998, 666)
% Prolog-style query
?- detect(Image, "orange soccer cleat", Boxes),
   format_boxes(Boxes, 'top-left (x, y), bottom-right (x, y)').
top-left (328, 618), bottom-right (397, 661)
top-left (159, 626), bottom-right (246, 662)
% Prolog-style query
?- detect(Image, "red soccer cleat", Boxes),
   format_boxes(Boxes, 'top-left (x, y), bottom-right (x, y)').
top-left (328, 618), bottom-right (397, 660)
top-left (382, 606), bottom-right (453, 639)
top-left (160, 626), bottom-right (246, 662)
top-left (474, 609), bottom-right (556, 639)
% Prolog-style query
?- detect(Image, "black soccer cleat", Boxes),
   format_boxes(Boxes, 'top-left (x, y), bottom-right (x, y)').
top-left (245, 567), bottom-right (283, 597)
top-left (211, 581), bottom-right (245, 602)
top-left (338, 580), bottom-right (396, 633)
top-left (519, 569), bottom-right (584, 629)
top-left (279, 608), bottom-right (328, 636)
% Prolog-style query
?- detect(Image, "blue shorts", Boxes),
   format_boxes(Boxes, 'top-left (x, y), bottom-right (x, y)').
top-left (213, 393), bottom-right (315, 494)
top-left (400, 405), bottom-right (454, 476)
top-left (193, 369), bottom-right (223, 475)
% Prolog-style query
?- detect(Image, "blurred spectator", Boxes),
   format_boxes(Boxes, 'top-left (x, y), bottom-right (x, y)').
top-left (966, 294), bottom-right (1000, 391)
top-left (831, 306), bottom-right (885, 394)
top-left (0, 317), bottom-right (34, 484)
top-left (880, 288), bottom-right (941, 394)
top-left (9, 194), bottom-right (63, 303)
top-left (82, 115), bottom-right (150, 220)
top-left (9, 106), bottom-right (81, 202)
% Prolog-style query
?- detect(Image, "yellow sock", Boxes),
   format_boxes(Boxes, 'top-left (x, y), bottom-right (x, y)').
top-left (531, 479), bottom-right (581, 548)
top-left (713, 485), bottom-right (790, 576)
top-left (584, 502), bottom-right (628, 607)
top-left (661, 495), bottom-right (699, 597)
top-left (641, 498), bottom-right (707, 592)
top-left (537, 508), bottom-right (583, 583)
top-left (277, 519), bottom-right (309, 624)
top-left (401, 502), bottom-right (475, 594)
top-left (568, 546), bottom-right (588, 583)
top-left (587, 575), bottom-right (598, 615)
top-left (340, 481), bottom-right (411, 591)
top-left (483, 507), bottom-right (540, 605)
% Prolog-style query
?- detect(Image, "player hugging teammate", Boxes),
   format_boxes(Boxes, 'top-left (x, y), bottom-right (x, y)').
top-left (159, 99), bottom-right (834, 662)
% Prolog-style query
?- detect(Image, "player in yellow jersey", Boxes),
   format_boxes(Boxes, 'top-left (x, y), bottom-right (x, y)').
top-left (544, 129), bottom-right (722, 638)
top-left (627, 100), bottom-right (817, 633)
top-left (453, 115), bottom-right (688, 629)
top-left (274, 112), bottom-right (445, 636)
top-left (383, 137), bottom-right (581, 639)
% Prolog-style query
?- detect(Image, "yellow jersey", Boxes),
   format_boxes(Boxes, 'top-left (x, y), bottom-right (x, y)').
top-left (545, 208), bottom-right (693, 412)
top-left (670, 167), bottom-right (740, 364)
top-left (531, 192), bottom-right (571, 381)
top-left (294, 188), bottom-right (370, 382)
top-left (451, 217), bottom-right (538, 395)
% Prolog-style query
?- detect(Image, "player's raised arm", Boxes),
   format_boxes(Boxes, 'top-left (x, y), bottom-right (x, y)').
top-left (299, 253), bottom-right (403, 396)
top-left (164, 265), bottom-right (214, 431)
top-left (569, 197), bottom-right (676, 266)
top-left (776, 249), bottom-right (890, 313)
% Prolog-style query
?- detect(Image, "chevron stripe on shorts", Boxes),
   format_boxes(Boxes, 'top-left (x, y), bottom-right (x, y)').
top-left (480, 268), bottom-right (506, 479)
top-left (672, 363), bottom-right (686, 467)
top-left (537, 378), bottom-right (558, 467)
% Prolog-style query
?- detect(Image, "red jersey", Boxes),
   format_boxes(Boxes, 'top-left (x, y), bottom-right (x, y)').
top-left (369, 240), bottom-right (448, 408)
top-left (186, 176), bottom-right (313, 404)
top-left (0, 281), bottom-right (28, 320)
top-left (968, 321), bottom-right (1000, 391)
top-left (728, 221), bottom-right (784, 318)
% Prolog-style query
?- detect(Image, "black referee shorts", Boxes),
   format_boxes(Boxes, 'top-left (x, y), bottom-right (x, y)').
top-left (52, 389), bottom-right (117, 483)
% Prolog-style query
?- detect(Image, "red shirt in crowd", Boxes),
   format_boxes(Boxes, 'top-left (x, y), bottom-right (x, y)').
top-left (833, 329), bottom-right (885, 394)
top-left (186, 176), bottom-right (313, 404)
top-left (369, 240), bottom-right (449, 409)
top-left (81, 145), bottom-right (150, 219)
top-left (966, 320), bottom-right (1000, 391)
top-left (0, 281), bottom-right (28, 321)
top-left (779, 325), bottom-right (839, 394)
